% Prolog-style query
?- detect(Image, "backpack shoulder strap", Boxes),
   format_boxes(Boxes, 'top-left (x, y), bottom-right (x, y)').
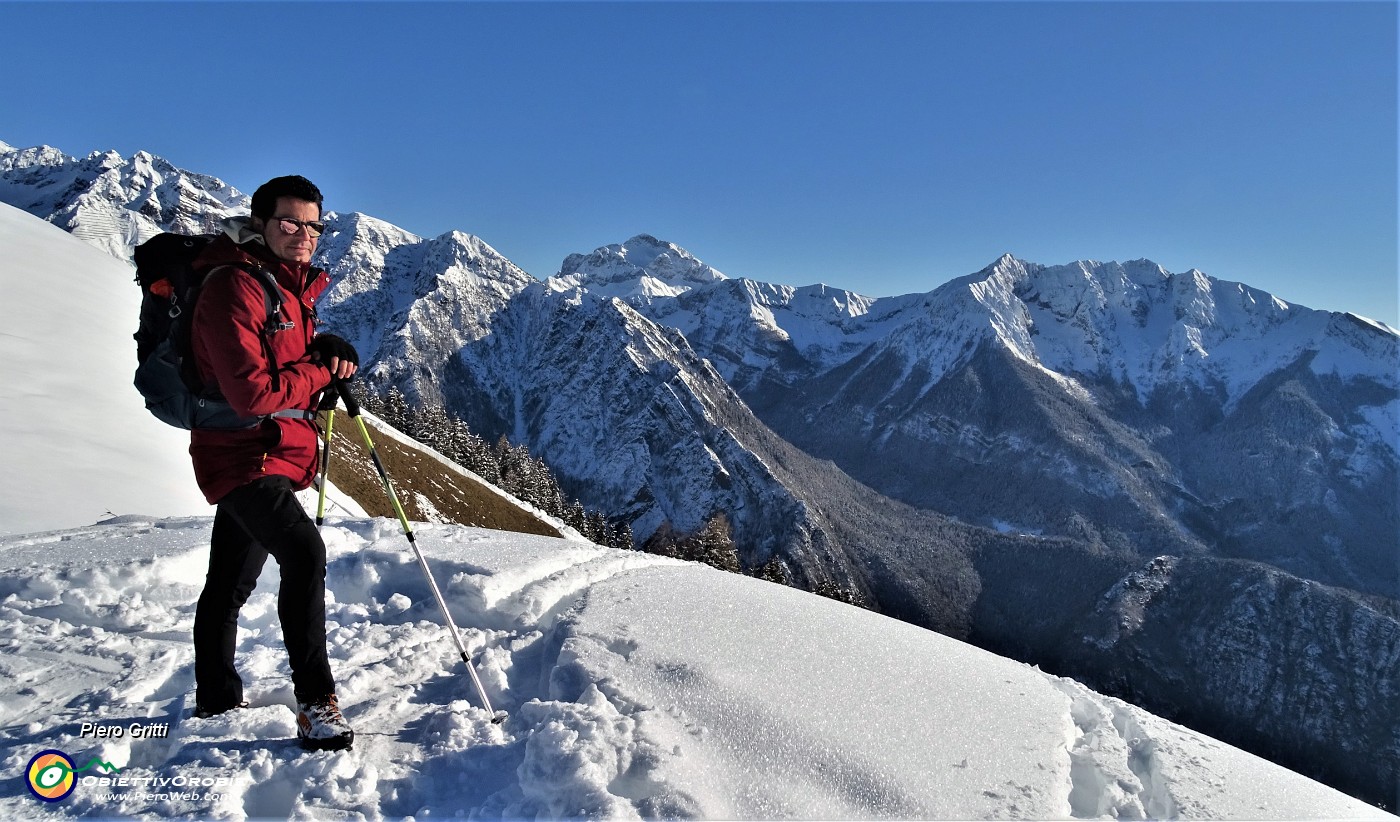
top-left (207, 262), bottom-right (286, 328)
top-left (204, 263), bottom-right (296, 393)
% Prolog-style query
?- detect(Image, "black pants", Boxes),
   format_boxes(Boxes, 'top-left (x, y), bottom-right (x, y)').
top-left (193, 476), bottom-right (335, 709)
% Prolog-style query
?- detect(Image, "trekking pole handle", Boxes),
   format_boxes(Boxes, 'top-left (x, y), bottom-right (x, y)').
top-left (334, 379), bottom-right (362, 417)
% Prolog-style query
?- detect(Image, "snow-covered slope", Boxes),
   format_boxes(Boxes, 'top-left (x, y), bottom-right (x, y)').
top-left (0, 518), bottom-right (1387, 820)
top-left (0, 202), bottom-right (212, 534)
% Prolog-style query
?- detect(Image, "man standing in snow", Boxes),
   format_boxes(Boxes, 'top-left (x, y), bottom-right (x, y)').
top-left (187, 175), bottom-right (358, 751)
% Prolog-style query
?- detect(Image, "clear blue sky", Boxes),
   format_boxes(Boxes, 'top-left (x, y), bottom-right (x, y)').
top-left (4, 2), bottom-right (1396, 325)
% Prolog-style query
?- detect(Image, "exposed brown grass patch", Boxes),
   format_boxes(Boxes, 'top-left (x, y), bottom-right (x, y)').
top-left (319, 410), bottom-right (563, 539)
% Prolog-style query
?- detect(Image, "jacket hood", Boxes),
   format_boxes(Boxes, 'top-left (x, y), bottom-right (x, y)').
top-left (220, 215), bottom-right (267, 248)
top-left (201, 215), bottom-right (280, 273)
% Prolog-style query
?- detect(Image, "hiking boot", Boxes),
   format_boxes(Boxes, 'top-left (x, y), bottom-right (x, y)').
top-left (194, 700), bottom-right (249, 719)
top-left (296, 694), bottom-right (353, 751)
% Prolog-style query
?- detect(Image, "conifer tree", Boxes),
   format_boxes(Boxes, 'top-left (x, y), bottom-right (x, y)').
top-left (756, 556), bottom-right (789, 586)
top-left (382, 386), bottom-right (410, 431)
top-left (690, 513), bottom-right (740, 573)
top-left (415, 403), bottom-right (451, 452)
top-left (360, 389), bottom-right (383, 416)
top-left (607, 519), bottom-right (635, 552)
top-left (495, 436), bottom-right (523, 498)
top-left (585, 511), bottom-right (609, 544)
top-left (564, 500), bottom-right (588, 534)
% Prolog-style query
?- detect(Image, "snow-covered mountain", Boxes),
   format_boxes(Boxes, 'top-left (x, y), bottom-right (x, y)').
top-left (308, 221), bottom-right (834, 580)
top-left (565, 241), bottom-right (1397, 584)
top-left (3, 141), bottom-right (1397, 808)
top-left (551, 235), bottom-right (926, 391)
top-left (550, 234), bottom-right (728, 303)
top-left (761, 254), bottom-right (1397, 594)
top-left (0, 144), bottom-right (244, 258)
top-left (558, 243), bottom-right (1398, 597)
top-left (314, 212), bottom-right (537, 401)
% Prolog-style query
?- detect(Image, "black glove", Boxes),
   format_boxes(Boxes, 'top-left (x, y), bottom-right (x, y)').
top-left (317, 388), bottom-right (340, 412)
top-left (307, 334), bottom-right (359, 373)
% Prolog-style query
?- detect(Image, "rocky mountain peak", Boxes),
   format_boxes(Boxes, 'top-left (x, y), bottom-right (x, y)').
top-left (551, 234), bottom-right (728, 303)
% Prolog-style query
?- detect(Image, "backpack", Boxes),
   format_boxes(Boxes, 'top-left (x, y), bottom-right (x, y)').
top-left (132, 232), bottom-right (292, 430)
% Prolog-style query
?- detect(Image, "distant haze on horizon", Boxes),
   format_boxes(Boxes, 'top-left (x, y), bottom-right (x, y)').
top-left (1, 1), bottom-right (1394, 326)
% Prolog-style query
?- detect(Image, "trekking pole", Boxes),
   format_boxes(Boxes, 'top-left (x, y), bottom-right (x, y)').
top-left (333, 380), bottom-right (506, 724)
top-left (316, 408), bottom-right (335, 528)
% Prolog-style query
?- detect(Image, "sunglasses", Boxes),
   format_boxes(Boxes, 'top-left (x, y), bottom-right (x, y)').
top-left (274, 217), bottom-right (326, 238)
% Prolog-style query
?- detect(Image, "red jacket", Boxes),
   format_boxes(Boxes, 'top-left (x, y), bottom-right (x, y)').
top-left (188, 227), bottom-right (333, 504)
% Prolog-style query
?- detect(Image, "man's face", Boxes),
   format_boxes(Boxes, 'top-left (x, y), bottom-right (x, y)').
top-left (255, 196), bottom-right (321, 264)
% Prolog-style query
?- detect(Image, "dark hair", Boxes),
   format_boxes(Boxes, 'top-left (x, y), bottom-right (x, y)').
top-left (250, 175), bottom-right (324, 220)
